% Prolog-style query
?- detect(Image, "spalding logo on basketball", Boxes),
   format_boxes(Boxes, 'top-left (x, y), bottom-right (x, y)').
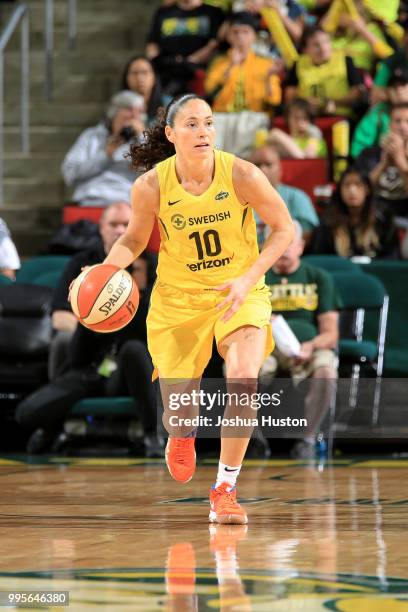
top-left (70, 264), bottom-right (139, 333)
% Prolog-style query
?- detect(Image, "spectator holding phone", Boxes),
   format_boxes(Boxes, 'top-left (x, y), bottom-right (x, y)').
top-left (62, 91), bottom-right (145, 206)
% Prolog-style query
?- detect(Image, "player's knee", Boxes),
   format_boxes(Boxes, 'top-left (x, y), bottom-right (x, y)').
top-left (225, 363), bottom-right (260, 380)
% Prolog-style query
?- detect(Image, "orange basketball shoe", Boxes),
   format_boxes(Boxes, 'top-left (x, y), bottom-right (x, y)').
top-left (209, 483), bottom-right (248, 525)
top-left (165, 437), bottom-right (196, 483)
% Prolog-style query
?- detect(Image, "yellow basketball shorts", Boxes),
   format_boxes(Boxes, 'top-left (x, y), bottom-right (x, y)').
top-left (147, 281), bottom-right (274, 380)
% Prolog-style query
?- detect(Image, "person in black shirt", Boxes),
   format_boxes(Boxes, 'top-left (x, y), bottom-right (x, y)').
top-left (311, 167), bottom-right (400, 259)
top-left (120, 56), bottom-right (170, 126)
top-left (49, 202), bottom-right (132, 380)
top-left (17, 201), bottom-right (163, 457)
top-left (15, 251), bottom-right (163, 458)
top-left (356, 103), bottom-right (408, 219)
top-left (146, 0), bottom-right (224, 95)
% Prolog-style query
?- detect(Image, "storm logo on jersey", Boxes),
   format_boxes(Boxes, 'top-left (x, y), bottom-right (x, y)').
top-left (215, 191), bottom-right (229, 201)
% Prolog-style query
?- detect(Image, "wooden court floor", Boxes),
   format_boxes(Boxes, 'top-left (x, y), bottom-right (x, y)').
top-left (0, 455), bottom-right (407, 611)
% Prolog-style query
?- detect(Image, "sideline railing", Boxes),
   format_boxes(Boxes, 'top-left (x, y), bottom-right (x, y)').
top-left (0, 0), bottom-right (78, 203)
top-left (0, 3), bottom-right (29, 205)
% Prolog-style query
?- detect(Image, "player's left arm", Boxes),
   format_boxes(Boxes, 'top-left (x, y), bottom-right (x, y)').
top-left (216, 158), bottom-right (295, 321)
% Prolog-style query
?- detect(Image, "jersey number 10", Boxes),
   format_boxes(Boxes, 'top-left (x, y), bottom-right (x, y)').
top-left (189, 230), bottom-right (222, 260)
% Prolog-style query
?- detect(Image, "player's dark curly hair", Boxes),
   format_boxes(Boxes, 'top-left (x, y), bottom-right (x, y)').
top-left (128, 94), bottom-right (204, 170)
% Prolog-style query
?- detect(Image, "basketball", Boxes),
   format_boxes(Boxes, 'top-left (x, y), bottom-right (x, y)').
top-left (70, 263), bottom-right (139, 333)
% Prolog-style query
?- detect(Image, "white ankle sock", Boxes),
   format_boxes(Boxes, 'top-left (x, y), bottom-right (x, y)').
top-left (215, 461), bottom-right (241, 489)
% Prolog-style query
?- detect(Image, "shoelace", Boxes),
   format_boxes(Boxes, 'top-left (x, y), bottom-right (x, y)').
top-left (174, 439), bottom-right (192, 463)
top-left (217, 490), bottom-right (239, 512)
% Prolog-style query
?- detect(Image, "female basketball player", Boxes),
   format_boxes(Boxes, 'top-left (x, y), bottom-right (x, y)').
top-left (102, 94), bottom-right (294, 524)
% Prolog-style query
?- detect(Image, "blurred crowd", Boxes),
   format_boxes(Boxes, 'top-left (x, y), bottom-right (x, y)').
top-left (56, 0), bottom-right (408, 260)
top-left (2, 0), bottom-right (408, 457)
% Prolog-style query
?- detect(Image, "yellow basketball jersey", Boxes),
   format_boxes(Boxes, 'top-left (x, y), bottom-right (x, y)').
top-left (155, 149), bottom-right (260, 289)
top-left (296, 51), bottom-right (350, 117)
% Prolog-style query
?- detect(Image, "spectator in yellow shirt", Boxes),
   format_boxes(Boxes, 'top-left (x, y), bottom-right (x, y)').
top-left (285, 26), bottom-right (364, 118)
top-left (205, 11), bottom-right (282, 113)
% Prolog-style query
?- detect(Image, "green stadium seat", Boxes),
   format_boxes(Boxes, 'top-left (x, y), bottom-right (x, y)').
top-left (362, 261), bottom-right (408, 377)
top-left (32, 270), bottom-right (65, 289)
top-left (60, 397), bottom-right (140, 450)
top-left (70, 397), bottom-right (138, 418)
top-left (333, 271), bottom-right (389, 425)
top-left (338, 339), bottom-right (378, 362)
top-left (333, 271), bottom-right (387, 311)
top-left (302, 255), bottom-right (363, 274)
top-left (16, 255), bottom-right (70, 284)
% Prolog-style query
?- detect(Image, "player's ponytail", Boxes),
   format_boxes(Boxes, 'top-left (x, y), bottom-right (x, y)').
top-left (129, 94), bottom-right (204, 171)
